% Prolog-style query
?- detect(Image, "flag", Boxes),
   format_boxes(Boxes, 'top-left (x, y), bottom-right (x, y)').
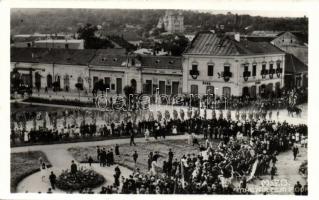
top-left (180, 160), bottom-right (185, 188)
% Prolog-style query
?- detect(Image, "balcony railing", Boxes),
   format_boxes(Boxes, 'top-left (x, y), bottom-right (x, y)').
top-left (243, 71), bottom-right (251, 81)
top-left (221, 71), bottom-right (232, 82)
top-left (189, 69), bottom-right (200, 79)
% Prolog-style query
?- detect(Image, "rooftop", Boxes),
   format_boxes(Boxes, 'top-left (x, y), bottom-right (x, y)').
top-left (140, 55), bottom-right (182, 70)
top-left (285, 53), bottom-right (308, 74)
top-left (34, 39), bottom-right (84, 44)
top-left (11, 47), bottom-right (182, 70)
top-left (184, 32), bottom-right (284, 56)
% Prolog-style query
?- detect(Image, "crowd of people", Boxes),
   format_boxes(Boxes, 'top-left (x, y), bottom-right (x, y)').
top-left (111, 118), bottom-right (307, 194)
top-left (36, 114), bottom-right (307, 195)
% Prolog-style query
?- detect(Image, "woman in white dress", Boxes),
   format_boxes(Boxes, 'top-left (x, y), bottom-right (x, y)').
top-left (145, 128), bottom-right (150, 141)
top-left (150, 159), bottom-right (159, 176)
top-left (40, 162), bottom-right (47, 182)
top-left (172, 125), bottom-right (177, 135)
top-left (23, 130), bottom-right (29, 143)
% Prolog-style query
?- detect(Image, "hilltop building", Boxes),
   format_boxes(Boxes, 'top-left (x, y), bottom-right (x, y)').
top-left (157, 10), bottom-right (184, 33)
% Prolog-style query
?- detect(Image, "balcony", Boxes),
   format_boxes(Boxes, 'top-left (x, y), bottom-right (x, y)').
top-left (276, 67), bottom-right (283, 78)
top-left (221, 71), bottom-right (232, 82)
top-left (189, 69), bottom-right (200, 79)
top-left (261, 69), bottom-right (268, 79)
top-left (243, 71), bottom-right (251, 81)
top-left (268, 68), bottom-right (275, 79)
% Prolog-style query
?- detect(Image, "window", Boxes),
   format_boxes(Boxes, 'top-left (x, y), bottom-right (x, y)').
top-left (252, 64), bottom-right (257, 76)
top-left (77, 77), bottom-right (83, 84)
top-left (223, 87), bottom-right (231, 98)
top-left (262, 62), bottom-right (266, 70)
top-left (276, 61), bottom-right (281, 69)
top-left (244, 64), bottom-right (249, 72)
top-left (144, 80), bottom-right (152, 94)
top-left (111, 84), bottom-right (115, 90)
top-left (93, 76), bottom-right (98, 85)
top-left (192, 64), bottom-right (198, 71)
top-left (206, 86), bottom-right (214, 95)
top-left (224, 65), bottom-right (230, 72)
top-left (269, 63), bottom-right (273, 71)
top-left (190, 84), bottom-right (198, 94)
top-left (207, 64), bottom-right (214, 76)
top-left (104, 77), bottom-right (111, 89)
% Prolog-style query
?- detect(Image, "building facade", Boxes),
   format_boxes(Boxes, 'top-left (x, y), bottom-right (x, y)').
top-left (10, 48), bottom-right (182, 96)
top-left (34, 39), bottom-right (84, 49)
top-left (182, 32), bottom-right (286, 98)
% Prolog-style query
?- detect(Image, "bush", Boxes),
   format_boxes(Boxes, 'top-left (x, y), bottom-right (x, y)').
top-left (299, 160), bottom-right (307, 178)
top-left (56, 168), bottom-right (105, 191)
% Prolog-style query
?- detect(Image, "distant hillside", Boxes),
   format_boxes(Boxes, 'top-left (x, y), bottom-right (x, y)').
top-left (11, 9), bottom-right (308, 36)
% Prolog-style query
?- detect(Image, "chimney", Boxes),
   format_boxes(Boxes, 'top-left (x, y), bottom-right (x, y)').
top-left (234, 33), bottom-right (240, 42)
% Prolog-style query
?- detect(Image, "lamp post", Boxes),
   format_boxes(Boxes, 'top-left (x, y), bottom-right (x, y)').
top-left (214, 88), bottom-right (218, 111)
top-left (105, 87), bottom-right (110, 107)
top-left (224, 97), bottom-right (227, 111)
top-left (206, 89), bottom-right (211, 109)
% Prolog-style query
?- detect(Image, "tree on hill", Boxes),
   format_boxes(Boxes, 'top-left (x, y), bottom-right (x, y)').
top-left (161, 34), bottom-right (189, 56)
top-left (77, 23), bottom-right (114, 49)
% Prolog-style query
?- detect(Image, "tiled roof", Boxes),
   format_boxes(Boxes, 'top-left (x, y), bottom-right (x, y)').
top-left (11, 48), bottom-right (97, 65)
top-left (10, 48), bottom-right (49, 63)
top-left (11, 48), bottom-right (182, 70)
top-left (140, 55), bottom-right (182, 70)
top-left (285, 53), bottom-right (308, 74)
top-left (184, 32), bottom-right (284, 56)
top-left (90, 53), bottom-right (128, 67)
top-left (39, 49), bottom-right (97, 65)
top-left (281, 46), bottom-right (308, 65)
top-left (95, 48), bottom-right (126, 55)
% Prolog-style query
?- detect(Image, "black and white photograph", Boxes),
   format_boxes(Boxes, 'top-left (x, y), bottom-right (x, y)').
top-left (1, 0), bottom-right (316, 198)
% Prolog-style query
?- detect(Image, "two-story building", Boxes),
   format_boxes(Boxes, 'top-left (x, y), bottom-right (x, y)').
top-left (182, 31), bottom-right (286, 98)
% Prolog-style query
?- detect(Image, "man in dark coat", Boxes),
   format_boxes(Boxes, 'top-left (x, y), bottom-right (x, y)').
top-left (115, 144), bottom-right (120, 156)
top-left (130, 130), bottom-right (136, 146)
top-left (294, 181), bottom-right (302, 195)
top-left (49, 171), bottom-right (56, 189)
top-left (71, 160), bottom-right (77, 174)
top-left (168, 149), bottom-right (174, 162)
top-left (114, 165), bottom-right (121, 187)
top-left (100, 148), bottom-right (107, 167)
top-left (293, 145), bottom-right (299, 160)
top-left (133, 151), bottom-right (138, 164)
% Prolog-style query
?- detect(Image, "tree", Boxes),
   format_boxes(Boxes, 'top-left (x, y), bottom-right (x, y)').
top-left (75, 82), bottom-right (83, 101)
top-left (35, 73), bottom-right (41, 92)
top-left (161, 34), bottom-right (189, 56)
top-left (10, 68), bottom-right (21, 92)
top-left (123, 85), bottom-right (135, 99)
top-left (77, 23), bottom-right (114, 49)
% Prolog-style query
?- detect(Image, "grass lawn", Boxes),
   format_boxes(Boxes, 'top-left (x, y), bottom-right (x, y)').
top-left (68, 139), bottom-right (219, 173)
top-left (11, 102), bottom-right (66, 113)
top-left (11, 151), bottom-right (51, 193)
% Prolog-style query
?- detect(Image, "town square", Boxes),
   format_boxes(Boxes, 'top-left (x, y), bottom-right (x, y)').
top-left (8, 7), bottom-right (308, 196)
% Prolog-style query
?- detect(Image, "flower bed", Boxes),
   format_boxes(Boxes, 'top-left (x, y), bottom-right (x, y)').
top-left (56, 168), bottom-right (105, 191)
top-left (299, 160), bottom-right (307, 178)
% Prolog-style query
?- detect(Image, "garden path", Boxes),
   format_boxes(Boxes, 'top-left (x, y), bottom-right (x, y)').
top-left (14, 135), bottom-right (189, 193)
